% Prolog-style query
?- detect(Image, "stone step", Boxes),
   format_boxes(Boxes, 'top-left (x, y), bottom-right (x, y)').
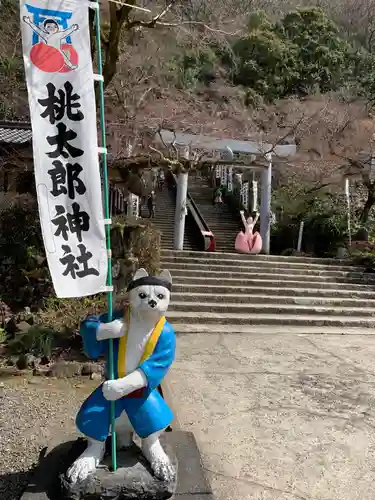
top-left (166, 310), bottom-right (375, 328)
top-left (210, 234), bottom-right (240, 238)
top-left (208, 234), bottom-right (239, 238)
top-left (155, 225), bottom-right (175, 230)
top-left (199, 217), bottom-right (233, 222)
top-left (172, 283), bottom-right (375, 298)
top-left (171, 292), bottom-right (375, 308)
top-left (213, 236), bottom-right (238, 242)
top-left (173, 324), bottom-right (375, 335)
top-left (169, 300), bottom-right (375, 317)
top-left (216, 248), bottom-right (238, 252)
top-left (198, 215), bottom-right (233, 221)
top-left (204, 218), bottom-right (238, 223)
top-left (209, 231), bottom-right (241, 235)
top-left (160, 255), bottom-right (365, 272)
top-left (168, 268), bottom-right (375, 285)
top-left (207, 233), bottom-right (238, 238)
top-left (161, 249), bottom-right (353, 266)
top-left (151, 216), bottom-right (175, 221)
top-left (161, 259), bottom-right (365, 274)
top-left (202, 236), bottom-right (237, 241)
top-left (158, 231), bottom-right (176, 236)
top-left (173, 277), bottom-right (374, 291)
top-left (196, 210), bottom-right (235, 216)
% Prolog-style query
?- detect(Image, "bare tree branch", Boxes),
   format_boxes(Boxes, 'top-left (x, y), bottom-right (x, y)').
top-left (264, 115), bottom-right (305, 157)
top-left (108, 0), bottom-right (152, 13)
top-left (125, 0), bottom-right (178, 29)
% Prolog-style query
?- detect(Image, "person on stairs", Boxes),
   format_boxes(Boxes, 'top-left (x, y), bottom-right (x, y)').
top-left (158, 169), bottom-right (165, 191)
top-left (147, 191), bottom-right (156, 218)
top-left (213, 185), bottom-right (223, 208)
top-left (151, 168), bottom-right (158, 190)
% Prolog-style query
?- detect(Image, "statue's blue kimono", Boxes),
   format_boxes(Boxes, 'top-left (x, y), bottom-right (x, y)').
top-left (76, 310), bottom-right (176, 441)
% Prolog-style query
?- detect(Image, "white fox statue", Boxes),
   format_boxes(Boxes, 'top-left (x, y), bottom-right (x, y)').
top-left (67, 268), bottom-right (176, 484)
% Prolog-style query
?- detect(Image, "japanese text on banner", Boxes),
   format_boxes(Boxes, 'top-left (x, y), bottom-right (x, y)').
top-left (20, 0), bottom-right (107, 298)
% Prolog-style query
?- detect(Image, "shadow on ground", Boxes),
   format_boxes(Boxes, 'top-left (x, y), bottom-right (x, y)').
top-left (0, 470), bottom-right (31, 500)
top-left (1, 440), bottom-right (86, 500)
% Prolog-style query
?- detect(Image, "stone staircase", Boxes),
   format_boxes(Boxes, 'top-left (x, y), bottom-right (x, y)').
top-left (140, 185), bottom-right (196, 250)
top-left (187, 174), bottom-right (239, 252)
top-left (162, 249), bottom-right (375, 333)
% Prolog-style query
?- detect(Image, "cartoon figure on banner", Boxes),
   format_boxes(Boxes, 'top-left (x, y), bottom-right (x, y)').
top-left (66, 268), bottom-right (177, 484)
top-left (23, 4), bottom-right (79, 73)
top-left (235, 210), bottom-right (262, 254)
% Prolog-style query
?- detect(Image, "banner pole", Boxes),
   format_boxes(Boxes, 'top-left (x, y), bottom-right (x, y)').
top-left (93, 1), bottom-right (117, 472)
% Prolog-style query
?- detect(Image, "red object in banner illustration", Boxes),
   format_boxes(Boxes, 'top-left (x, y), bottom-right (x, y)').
top-left (23, 5), bottom-right (79, 73)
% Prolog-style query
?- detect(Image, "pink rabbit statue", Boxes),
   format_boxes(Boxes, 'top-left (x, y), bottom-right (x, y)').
top-left (235, 210), bottom-right (262, 254)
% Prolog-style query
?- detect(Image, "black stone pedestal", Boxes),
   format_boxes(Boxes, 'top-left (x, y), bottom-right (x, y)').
top-left (20, 431), bottom-right (214, 500)
top-left (60, 441), bottom-right (177, 499)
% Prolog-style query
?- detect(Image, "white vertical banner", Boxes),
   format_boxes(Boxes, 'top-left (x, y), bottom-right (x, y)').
top-left (370, 155), bottom-right (375, 181)
top-left (345, 177), bottom-right (351, 245)
top-left (241, 181), bottom-right (249, 210)
top-left (234, 173), bottom-right (243, 188)
top-left (215, 165), bottom-right (221, 178)
top-left (251, 180), bottom-right (258, 211)
top-left (131, 194), bottom-right (139, 217)
top-left (220, 166), bottom-right (227, 187)
top-left (20, 0), bottom-right (107, 298)
top-left (126, 193), bottom-right (139, 217)
top-left (227, 166), bottom-right (233, 192)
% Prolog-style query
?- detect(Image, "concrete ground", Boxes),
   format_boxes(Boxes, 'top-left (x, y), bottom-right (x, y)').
top-left (167, 332), bottom-right (375, 500)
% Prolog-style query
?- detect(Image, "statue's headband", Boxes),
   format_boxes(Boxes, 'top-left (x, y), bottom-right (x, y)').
top-left (126, 276), bottom-right (172, 293)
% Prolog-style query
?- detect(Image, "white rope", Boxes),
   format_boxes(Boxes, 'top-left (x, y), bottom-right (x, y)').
top-left (106, 0), bottom-right (152, 13)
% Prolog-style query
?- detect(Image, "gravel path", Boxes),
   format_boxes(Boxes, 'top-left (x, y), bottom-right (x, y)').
top-left (0, 375), bottom-right (96, 500)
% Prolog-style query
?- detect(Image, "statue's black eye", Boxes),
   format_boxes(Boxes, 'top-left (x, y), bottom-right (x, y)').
top-left (139, 292), bottom-right (147, 299)
top-left (157, 293), bottom-right (164, 300)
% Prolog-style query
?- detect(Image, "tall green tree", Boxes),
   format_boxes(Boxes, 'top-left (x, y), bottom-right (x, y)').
top-left (281, 8), bottom-right (353, 93)
top-left (231, 8), bottom-right (354, 100)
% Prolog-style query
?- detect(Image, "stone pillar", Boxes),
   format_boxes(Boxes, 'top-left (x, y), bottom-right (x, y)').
top-left (126, 193), bottom-right (133, 216)
top-left (260, 154), bottom-right (272, 254)
top-left (174, 171), bottom-right (188, 250)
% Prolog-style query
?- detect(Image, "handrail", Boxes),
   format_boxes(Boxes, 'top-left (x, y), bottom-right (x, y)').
top-left (169, 172), bottom-right (215, 251)
top-left (210, 172), bottom-right (247, 234)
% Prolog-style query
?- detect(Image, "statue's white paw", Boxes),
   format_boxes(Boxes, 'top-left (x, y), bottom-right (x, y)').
top-left (97, 319), bottom-right (125, 341)
top-left (150, 457), bottom-right (176, 482)
top-left (66, 456), bottom-right (98, 483)
top-left (102, 379), bottom-right (123, 401)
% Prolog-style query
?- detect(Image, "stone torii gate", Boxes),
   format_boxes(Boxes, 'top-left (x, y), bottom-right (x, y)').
top-left (158, 130), bottom-right (297, 254)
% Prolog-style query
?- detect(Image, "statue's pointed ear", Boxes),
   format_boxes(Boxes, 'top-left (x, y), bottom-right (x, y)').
top-left (159, 269), bottom-right (172, 285)
top-left (133, 268), bottom-right (148, 281)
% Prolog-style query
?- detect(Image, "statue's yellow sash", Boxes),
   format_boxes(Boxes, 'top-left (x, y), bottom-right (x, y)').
top-left (117, 308), bottom-right (166, 378)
